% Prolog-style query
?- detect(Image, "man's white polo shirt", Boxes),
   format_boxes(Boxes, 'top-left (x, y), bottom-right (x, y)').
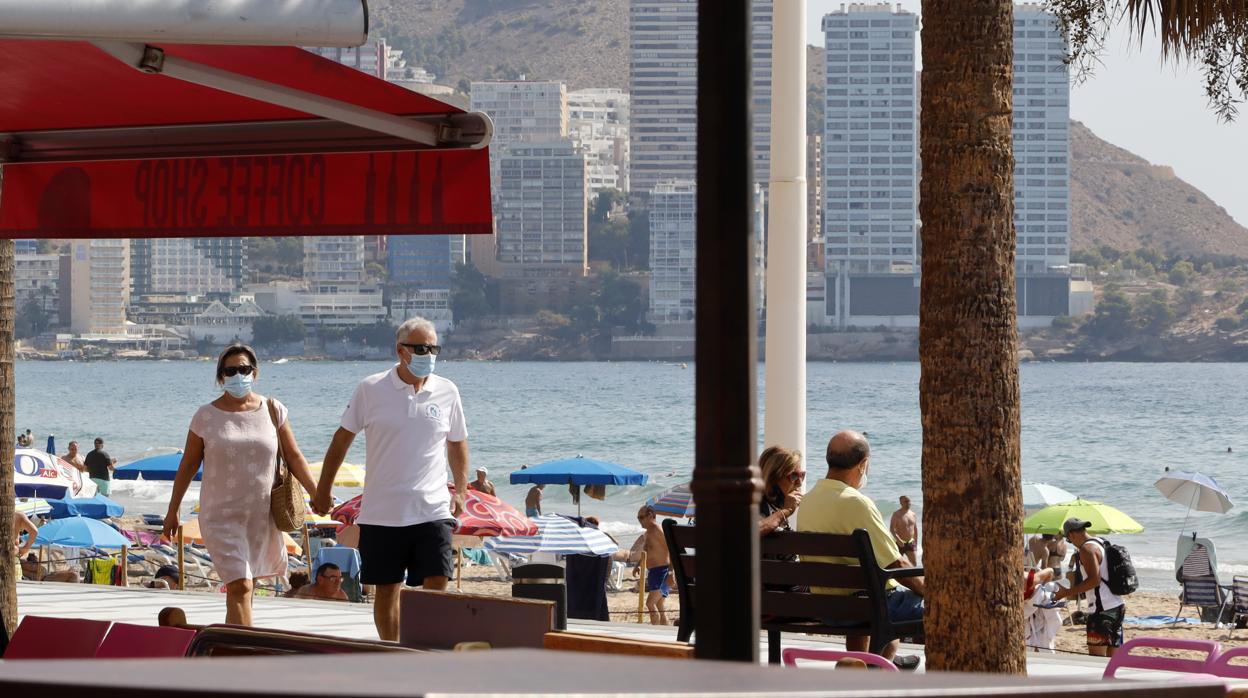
top-left (340, 366), bottom-right (468, 527)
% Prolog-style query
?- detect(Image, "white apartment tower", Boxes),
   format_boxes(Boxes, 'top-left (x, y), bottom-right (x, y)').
top-left (1013, 4), bottom-right (1070, 276)
top-left (648, 180), bottom-right (697, 323)
top-left (629, 0), bottom-right (773, 196)
top-left (64, 239), bottom-right (129, 335)
top-left (470, 80), bottom-right (569, 189)
top-left (568, 88), bottom-right (631, 195)
top-left (303, 236), bottom-right (366, 292)
top-left (822, 3), bottom-right (918, 276)
top-left (496, 141), bottom-right (588, 276)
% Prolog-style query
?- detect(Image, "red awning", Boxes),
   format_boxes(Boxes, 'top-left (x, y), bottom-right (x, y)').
top-left (0, 40), bottom-right (492, 237)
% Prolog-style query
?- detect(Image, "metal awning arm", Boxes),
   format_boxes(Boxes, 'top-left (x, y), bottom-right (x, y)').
top-left (92, 41), bottom-right (485, 149)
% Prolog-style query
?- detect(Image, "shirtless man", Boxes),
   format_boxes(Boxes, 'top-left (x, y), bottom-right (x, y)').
top-left (13, 511), bottom-right (37, 580)
top-left (467, 467), bottom-right (496, 496)
top-left (889, 495), bottom-right (919, 566)
top-left (294, 563), bottom-right (349, 602)
top-left (525, 484), bottom-right (544, 517)
top-left (62, 441), bottom-right (86, 473)
top-left (631, 505), bottom-right (674, 625)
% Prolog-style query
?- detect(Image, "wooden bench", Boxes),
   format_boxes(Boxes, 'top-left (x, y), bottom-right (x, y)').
top-left (664, 520), bottom-right (924, 664)
top-left (399, 589), bottom-right (556, 650)
top-left (543, 631), bottom-right (694, 659)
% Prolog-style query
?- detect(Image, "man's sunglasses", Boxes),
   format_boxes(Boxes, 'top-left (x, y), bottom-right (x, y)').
top-left (400, 343), bottom-right (441, 356)
top-left (222, 365), bottom-right (255, 377)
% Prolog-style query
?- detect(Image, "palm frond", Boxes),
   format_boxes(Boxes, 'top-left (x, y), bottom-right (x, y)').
top-left (1123, 0), bottom-right (1248, 56)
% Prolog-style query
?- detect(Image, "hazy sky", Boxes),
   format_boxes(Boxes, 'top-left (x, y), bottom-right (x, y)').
top-left (804, 1), bottom-right (1248, 227)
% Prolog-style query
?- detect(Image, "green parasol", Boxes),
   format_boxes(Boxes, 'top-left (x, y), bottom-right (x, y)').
top-left (1022, 498), bottom-right (1144, 535)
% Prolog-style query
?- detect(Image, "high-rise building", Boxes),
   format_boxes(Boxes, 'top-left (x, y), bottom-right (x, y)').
top-left (629, 0), bottom-right (773, 196)
top-left (61, 239), bottom-right (129, 335)
top-left (15, 253), bottom-right (59, 327)
top-left (568, 88), bottom-right (631, 195)
top-left (807, 133), bottom-right (824, 246)
top-left (306, 39), bottom-right (402, 80)
top-left (496, 141), bottom-right (588, 276)
top-left (648, 180), bottom-right (697, 323)
top-left (1013, 3), bottom-right (1070, 277)
top-left (388, 234), bottom-right (452, 290)
top-left (303, 236), bottom-right (366, 292)
top-left (131, 238), bottom-right (244, 299)
top-left (822, 3), bottom-right (918, 275)
top-left (470, 80), bottom-right (568, 191)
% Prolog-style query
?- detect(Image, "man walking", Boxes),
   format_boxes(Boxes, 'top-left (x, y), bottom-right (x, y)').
top-left (312, 317), bottom-right (470, 641)
top-left (889, 495), bottom-right (919, 566)
top-left (84, 437), bottom-right (116, 496)
top-left (1053, 518), bottom-right (1125, 657)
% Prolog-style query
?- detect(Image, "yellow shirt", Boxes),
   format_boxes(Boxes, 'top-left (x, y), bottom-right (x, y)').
top-left (796, 479), bottom-right (902, 594)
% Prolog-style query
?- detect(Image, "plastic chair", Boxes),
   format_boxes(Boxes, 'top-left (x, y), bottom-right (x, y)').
top-left (4, 616), bottom-right (111, 659)
top-left (1102, 637), bottom-right (1222, 679)
top-left (96, 622), bottom-right (196, 658)
top-left (1209, 646), bottom-right (1248, 680)
top-left (782, 647), bottom-right (900, 672)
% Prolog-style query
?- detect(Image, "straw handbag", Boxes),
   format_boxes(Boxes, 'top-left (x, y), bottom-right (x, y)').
top-left (267, 397), bottom-right (305, 532)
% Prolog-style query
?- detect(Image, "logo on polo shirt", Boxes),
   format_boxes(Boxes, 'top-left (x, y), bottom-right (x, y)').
top-left (426, 403), bottom-right (443, 420)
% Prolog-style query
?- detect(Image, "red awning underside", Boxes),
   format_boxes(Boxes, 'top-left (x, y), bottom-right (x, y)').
top-left (0, 40), bottom-right (491, 237)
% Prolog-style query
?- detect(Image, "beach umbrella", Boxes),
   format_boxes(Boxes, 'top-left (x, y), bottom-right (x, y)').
top-left (454, 486), bottom-right (538, 537)
top-left (46, 494), bottom-right (124, 520)
top-left (1155, 470), bottom-right (1234, 535)
top-left (509, 456), bottom-right (648, 516)
top-left (114, 451), bottom-right (199, 481)
top-left (14, 448), bottom-right (86, 499)
top-left (646, 482), bottom-right (695, 518)
top-left (35, 516), bottom-right (129, 549)
top-left (16, 497), bottom-right (51, 518)
top-left (1022, 482), bottom-right (1077, 510)
top-left (1023, 498), bottom-right (1144, 535)
top-left (308, 461), bottom-right (367, 488)
top-left (330, 495), bottom-right (364, 526)
top-left (484, 514), bottom-right (619, 557)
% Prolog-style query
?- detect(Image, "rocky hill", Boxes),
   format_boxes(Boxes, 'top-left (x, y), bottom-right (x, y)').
top-left (1069, 121), bottom-right (1248, 258)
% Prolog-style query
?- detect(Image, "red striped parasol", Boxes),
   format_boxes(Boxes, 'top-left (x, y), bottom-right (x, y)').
top-left (330, 484), bottom-right (537, 537)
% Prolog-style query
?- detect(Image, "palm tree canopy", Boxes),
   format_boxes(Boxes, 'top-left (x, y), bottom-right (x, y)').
top-left (1124, 0), bottom-right (1248, 54)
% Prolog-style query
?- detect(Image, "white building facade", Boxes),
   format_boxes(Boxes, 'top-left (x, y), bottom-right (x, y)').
top-left (648, 180), bottom-right (697, 323)
top-left (16, 253), bottom-right (59, 326)
top-left (568, 88), bottom-right (631, 195)
top-left (470, 80), bottom-right (569, 191)
top-left (303, 236), bottom-right (367, 292)
top-left (65, 239), bottom-right (130, 335)
top-left (496, 141), bottom-right (588, 276)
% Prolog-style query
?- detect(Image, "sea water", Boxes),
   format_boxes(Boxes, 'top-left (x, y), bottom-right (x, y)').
top-left (16, 359), bottom-right (1248, 591)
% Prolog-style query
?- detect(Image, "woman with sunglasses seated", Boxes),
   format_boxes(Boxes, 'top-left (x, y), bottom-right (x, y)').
top-left (759, 446), bottom-right (804, 536)
top-left (163, 343), bottom-right (318, 625)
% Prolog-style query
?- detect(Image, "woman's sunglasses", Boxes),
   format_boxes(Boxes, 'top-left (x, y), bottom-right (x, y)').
top-left (400, 343), bottom-right (442, 356)
top-left (222, 365), bottom-right (255, 377)
top-left (787, 471), bottom-right (807, 484)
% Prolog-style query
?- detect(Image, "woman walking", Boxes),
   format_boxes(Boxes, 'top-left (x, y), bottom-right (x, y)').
top-left (164, 344), bottom-right (317, 625)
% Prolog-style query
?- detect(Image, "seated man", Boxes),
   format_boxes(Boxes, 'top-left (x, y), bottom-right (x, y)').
top-left (797, 430), bottom-right (924, 661)
top-left (144, 565), bottom-right (181, 589)
top-left (294, 562), bottom-right (349, 602)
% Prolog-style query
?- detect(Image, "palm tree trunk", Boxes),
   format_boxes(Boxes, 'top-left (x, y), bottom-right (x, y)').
top-left (919, 0), bottom-right (1025, 673)
top-left (0, 168), bottom-right (15, 639)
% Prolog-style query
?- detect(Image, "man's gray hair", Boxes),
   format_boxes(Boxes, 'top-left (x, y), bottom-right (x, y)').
top-left (395, 317), bottom-right (437, 341)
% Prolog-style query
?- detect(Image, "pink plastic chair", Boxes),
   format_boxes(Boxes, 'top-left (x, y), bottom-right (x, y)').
top-left (4, 616), bottom-right (112, 659)
top-left (1102, 637), bottom-right (1222, 679)
top-left (1210, 646), bottom-right (1248, 680)
top-left (96, 622), bottom-right (197, 659)
top-left (782, 647), bottom-right (900, 672)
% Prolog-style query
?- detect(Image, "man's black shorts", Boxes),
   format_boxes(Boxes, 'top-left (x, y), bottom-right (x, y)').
top-left (358, 520), bottom-right (456, 587)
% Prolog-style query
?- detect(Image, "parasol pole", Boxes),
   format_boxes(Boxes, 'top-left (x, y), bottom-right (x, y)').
top-left (637, 549), bottom-right (647, 623)
top-left (177, 525), bottom-right (185, 591)
top-left (119, 544), bottom-right (128, 586)
top-left (302, 523), bottom-right (312, 571)
top-left (1180, 487), bottom-right (1197, 537)
top-left (456, 547), bottom-right (463, 591)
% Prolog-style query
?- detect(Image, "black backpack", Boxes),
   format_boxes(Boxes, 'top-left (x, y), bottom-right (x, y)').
top-left (1098, 537), bottom-right (1139, 597)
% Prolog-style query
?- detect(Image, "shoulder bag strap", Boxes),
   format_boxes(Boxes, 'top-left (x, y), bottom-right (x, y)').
top-left (267, 397), bottom-right (285, 480)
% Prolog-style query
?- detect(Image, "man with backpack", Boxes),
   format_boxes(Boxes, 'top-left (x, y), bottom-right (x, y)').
top-left (1053, 518), bottom-right (1134, 656)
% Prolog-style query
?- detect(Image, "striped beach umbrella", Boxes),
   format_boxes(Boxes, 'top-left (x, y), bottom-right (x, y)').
top-left (484, 514), bottom-right (618, 556)
top-left (646, 482), bottom-right (695, 518)
top-left (16, 497), bottom-right (51, 518)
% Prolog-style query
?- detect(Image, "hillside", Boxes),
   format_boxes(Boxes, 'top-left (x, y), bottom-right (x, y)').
top-left (369, 0), bottom-right (627, 90)
top-left (1069, 121), bottom-right (1248, 258)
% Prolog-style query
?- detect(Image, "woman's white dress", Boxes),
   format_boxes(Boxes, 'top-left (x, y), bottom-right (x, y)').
top-left (189, 397), bottom-right (288, 584)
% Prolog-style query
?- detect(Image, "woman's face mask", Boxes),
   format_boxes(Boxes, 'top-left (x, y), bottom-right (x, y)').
top-left (222, 373), bottom-right (253, 398)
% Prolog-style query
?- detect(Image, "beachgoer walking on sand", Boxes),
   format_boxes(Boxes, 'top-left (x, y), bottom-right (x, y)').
top-left (1053, 518), bottom-right (1125, 657)
top-left (294, 563), bottom-right (349, 601)
top-left (890, 495), bottom-right (919, 566)
top-left (798, 430), bottom-right (925, 665)
top-left (525, 484), bottom-right (544, 517)
top-left (758, 445), bottom-right (804, 536)
top-left (468, 467), bottom-right (495, 496)
top-left (163, 344), bottom-right (318, 626)
top-left (310, 317), bottom-right (470, 642)
top-left (632, 505), bottom-right (674, 626)
top-left (62, 441), bottom-right (86, 473)
top-left (84, 437), bottom-right (117, 496)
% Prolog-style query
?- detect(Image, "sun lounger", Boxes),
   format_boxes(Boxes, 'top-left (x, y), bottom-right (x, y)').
top-left (4, 616), bottom-right (111, 659)
top-left (96, 622), bottom-right (196, 658)
top-left (1102, 637), bottom-right (1222, 679)
top-left (782, 647), bottom-right (900, 671)
top-left (1210, 647), bottom-right (1248, 680)
top-left (1231, 576), bottom-right (1248, 638)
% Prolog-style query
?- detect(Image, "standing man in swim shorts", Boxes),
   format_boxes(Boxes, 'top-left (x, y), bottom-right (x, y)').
top-left (632, 505), bottom-right (674, 625)
top-left (890, 495), bottom-right (919, 566)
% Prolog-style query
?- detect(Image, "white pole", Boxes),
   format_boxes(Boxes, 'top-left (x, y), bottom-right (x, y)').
top-left (0, 0), bottom-right (367, 46)
top-left (763, 0), bottom-right (808, 464)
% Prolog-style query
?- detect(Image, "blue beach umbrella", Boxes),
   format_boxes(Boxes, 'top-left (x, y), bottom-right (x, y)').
top-left (46, 494), bottom-right (125, 520)
top-left (114, 451), bottom-right (199, 481)
top-left (509, 456), bottom-right (648, 486)
top-left (484, 514), bottom-right (619, 557)
top-left (35, 516), bottom-right (130, 549)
